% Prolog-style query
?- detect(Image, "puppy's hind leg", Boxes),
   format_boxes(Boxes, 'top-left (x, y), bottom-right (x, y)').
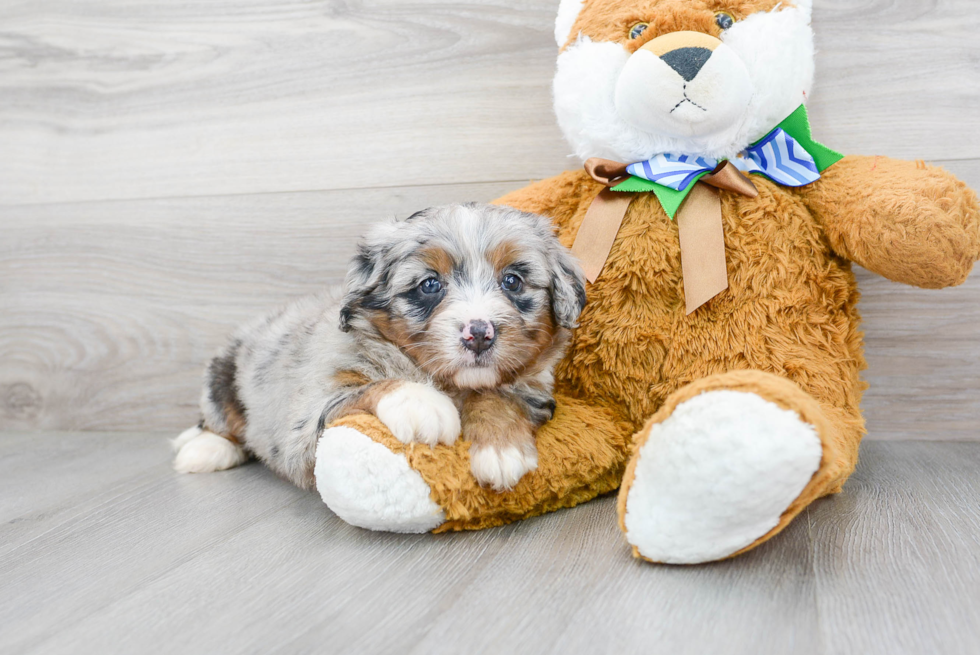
top-left (172, 425), bottom-right (248, 474)
top-left (173, 341), bottom-right (250, 474)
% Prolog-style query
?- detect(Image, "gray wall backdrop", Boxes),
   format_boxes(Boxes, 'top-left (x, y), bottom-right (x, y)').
top-left (1, 0), bottom-right (979, 439)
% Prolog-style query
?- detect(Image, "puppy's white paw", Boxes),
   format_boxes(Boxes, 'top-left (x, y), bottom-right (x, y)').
top-left (171, 425), bottom-right (204, 452)
top-left (173, 429), bottom-right (248, 474)
top-left (375, 382), bottom-right (461, 447)
top-left (470, 444), bottom-right (538, 492)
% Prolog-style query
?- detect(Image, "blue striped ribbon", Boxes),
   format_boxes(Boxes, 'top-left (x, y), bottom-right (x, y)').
top-left (625, 128), bottom-right (821, 192)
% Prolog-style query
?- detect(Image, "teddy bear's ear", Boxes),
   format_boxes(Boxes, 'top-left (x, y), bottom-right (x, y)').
top-left (554, 0), bottom-right (584, 48)
top-left (793, 0), bottom-right (812, 20)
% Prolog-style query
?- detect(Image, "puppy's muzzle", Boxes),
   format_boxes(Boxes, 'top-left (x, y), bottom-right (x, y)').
top-left (461, 320), bottom-right (496, 354)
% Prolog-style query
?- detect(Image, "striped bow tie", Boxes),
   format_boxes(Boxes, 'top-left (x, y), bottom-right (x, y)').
top-left (609, 105), bottom-right (844, 219)
top-left (626, 128), bottom-right (820, 193)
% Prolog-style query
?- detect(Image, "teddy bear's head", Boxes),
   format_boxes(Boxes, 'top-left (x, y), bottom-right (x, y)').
top-left (553, 0), bottom-right (814, 163)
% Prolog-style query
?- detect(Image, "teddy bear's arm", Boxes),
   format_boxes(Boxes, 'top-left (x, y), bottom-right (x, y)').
top-left (797, 155), bottom-right (980, 289)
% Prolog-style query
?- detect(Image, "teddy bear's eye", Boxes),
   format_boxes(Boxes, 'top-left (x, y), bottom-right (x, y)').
top-left (715, 12), bottom-right (735, 31)
top-left (628, 22), bottom-right (649, 40)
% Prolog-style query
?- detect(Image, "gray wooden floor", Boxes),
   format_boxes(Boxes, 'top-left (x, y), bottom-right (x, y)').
top-left (1, 435), bottom-right (979, 655)
top-left (3, 0), bottom-right (980, 653)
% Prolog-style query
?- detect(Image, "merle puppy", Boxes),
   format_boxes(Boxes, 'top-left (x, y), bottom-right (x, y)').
top-left (173, 203), bottom-right (586, 492)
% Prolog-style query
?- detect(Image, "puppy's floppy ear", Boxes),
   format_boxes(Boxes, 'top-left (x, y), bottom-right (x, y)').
top-left (548, 244), bottom-right (587, 329)
top-left (339, 212), bottom-right (431, 332)
top-left (339, 242), bottom-right (381, 332)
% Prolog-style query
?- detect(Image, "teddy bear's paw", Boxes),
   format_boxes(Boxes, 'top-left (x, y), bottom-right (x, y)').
top-left (469, 442), bottom-right (538, 492)
top-left (622, 390), bottom-right (823, 564)
top-left (315, 426), bottom-right (445, 533)
top-left (375, 382), bottom-right (461, 447)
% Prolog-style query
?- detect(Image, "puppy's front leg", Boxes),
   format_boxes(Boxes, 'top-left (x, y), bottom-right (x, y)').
top-left (341, 380), bottom-right (460, 447)
top-left (463, 391), bottom-right (540, 492)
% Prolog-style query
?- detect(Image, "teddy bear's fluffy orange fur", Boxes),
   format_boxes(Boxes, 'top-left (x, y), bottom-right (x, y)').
top-left (322, 1), bottom-right (980, 561)
top-left (326, 156), bottom-right (978, 549)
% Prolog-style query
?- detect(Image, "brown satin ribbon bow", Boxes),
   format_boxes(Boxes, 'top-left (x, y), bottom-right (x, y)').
top-left (571, 158), bottom-right (759, 314)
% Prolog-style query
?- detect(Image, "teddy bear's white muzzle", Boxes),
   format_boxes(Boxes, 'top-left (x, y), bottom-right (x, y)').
top-left (614, 42), bottom-right (753, 140)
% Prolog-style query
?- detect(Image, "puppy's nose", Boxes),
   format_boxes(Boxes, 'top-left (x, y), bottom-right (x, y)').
top-left (660, 47), bottom-right (713, 82)
top-left (461, 320), bottom-right (496, 353)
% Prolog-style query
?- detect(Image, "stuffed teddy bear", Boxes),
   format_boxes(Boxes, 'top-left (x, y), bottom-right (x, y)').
top-left (314, 0), bottom-right (980, 563)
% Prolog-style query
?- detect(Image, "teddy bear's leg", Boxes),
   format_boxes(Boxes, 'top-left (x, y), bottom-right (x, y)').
top-left (617, 370), bottom-right (858, 564)
top-left (315, 395), bottom-right (632, 533)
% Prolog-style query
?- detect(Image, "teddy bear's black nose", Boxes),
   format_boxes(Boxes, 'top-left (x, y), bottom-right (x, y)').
top-left (660, 47), bottom-right (713, 82)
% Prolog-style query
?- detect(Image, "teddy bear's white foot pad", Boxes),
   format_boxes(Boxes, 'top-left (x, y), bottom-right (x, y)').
top-left (622, 390), bottom-right (822, 564)
top-left (315, 426), bottom-right (445, 534)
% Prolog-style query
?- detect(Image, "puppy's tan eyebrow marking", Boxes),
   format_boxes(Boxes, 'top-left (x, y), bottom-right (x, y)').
top-left (419, 246), bottom-right (455, 277)
top-left (488, 241), bottom-right (522, 273)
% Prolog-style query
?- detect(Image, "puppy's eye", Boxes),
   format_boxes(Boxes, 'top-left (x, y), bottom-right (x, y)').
top-left (501, 274), bottom-right (523, 293)
top-left (419, 278), bottom-right (442, 294)
top-left (628, 22), bottom-right (648, 40)
top-left (715, 12), bottom-right (735, 31)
